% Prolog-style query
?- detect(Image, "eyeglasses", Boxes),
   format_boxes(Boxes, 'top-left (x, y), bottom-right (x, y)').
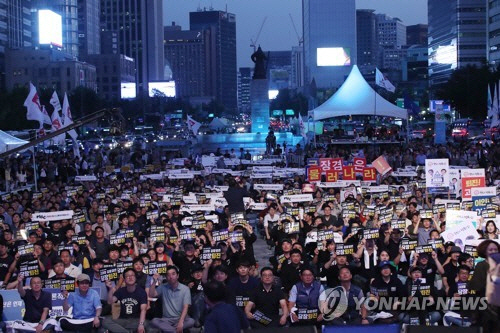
top-left (78, 281), bottom-right (90, 285)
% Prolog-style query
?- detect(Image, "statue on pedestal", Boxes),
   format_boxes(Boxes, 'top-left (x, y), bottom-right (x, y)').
top-left (251, 46), bottom-right (267, 80)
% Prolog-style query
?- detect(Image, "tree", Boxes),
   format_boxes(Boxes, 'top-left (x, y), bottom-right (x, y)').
top-left (68, 87), bottom-right (105, 119)
top-left (436, 64), bottom-right (490, 120)
top-left (0, 87), bottom-right (39, 130)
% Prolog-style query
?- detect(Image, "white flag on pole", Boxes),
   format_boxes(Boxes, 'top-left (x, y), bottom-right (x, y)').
top-left (50, 105), bottom-right (65, 145)
top-left (41, 105), bottom-right (52, 125)
top-left (298, 113), bottom-right (307, 139)
top-left (187, 115), bottom-right (201, 135)
top-left (375, 68), bottom-right (396, 92)
top-left (50, 91), bottom-right (62, 112)
top-left (23, 82), bottom-right (44, 128)
top-left (62, 92), bottom-right (78, 140)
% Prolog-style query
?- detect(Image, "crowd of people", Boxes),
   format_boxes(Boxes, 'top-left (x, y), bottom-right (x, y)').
top-left (0, 138), bottom-right (499, 333)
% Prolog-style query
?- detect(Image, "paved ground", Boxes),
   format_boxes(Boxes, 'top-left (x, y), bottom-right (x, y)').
top-left (253, 232), bottom-right (274, 271)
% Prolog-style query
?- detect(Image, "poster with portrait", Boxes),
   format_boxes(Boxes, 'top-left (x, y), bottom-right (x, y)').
top-left (425, 159), bottom-right (449, 193)
top-left (448, 169), bottom-right (461, 198)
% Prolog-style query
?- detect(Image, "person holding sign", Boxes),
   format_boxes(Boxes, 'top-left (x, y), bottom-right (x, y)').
top-left (61, 273), bottom-right (103, 331)
top-left (245, 267), bottom-right (288, 328)
top-left (103, 268), bottom-right (148, 333)
top-left (14, 274), bottom-right (54, 333)
top-left (148, 265), bottom-right (195, 333)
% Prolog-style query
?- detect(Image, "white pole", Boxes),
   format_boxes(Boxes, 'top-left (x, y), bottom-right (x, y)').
top-left (32, 148), bottom-right (38, 192)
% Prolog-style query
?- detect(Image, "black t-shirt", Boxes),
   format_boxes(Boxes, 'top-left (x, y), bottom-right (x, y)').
top-left (0, 255), bottom-right (14, 282)
top-left (370, 275), bottom-right (406, 298)
top-left (443, 262), bottom-right (459, 286)
top-left (419, 262), bottom-right (438, 287)
top-left (114, 286), bottom-right (148, 319)
top-left (249, 284), bottom-right (285, 319)
top-left (21, 289), bottom-right (52, 323)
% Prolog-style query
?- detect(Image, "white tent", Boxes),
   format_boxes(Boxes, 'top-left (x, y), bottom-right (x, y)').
top-left (0, 130), bottom-right (29, 153)
top-left (310, 65), bottom-right (408, 120)
top-left (209, 117), bottom-right (230, 130)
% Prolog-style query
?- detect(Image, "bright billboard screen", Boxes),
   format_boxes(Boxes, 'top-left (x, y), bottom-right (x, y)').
top-left (148, 81), bottom-right (176, 97)
top-left (39, 10), bottom-right (62, 47)
top-left (121, 82), bottom-right (136, 99)
top-left (317, 47), bottom-right (351, 66)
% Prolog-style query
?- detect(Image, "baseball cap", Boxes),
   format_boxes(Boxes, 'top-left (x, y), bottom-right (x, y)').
top-left (77, 273), bottom-right (91, 282)
top-left (449, 246), bottom-right (462, 254)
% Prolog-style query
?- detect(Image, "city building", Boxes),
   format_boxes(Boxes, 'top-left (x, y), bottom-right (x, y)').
top-left (357, 9), bottom-right (378, 68)
top-left (237, 67), bottom-right (252, 113)
top-left (383, 47), bottom-right (409, 69)
top-left (402, 45), bottom-right (428, 99)
top-left (291, 45), bottom-right (304, 89)
top-left (302, 0), bottom-right (356, 88)
top-left (377, 14), bottom-right (406, 50)
top-left (488, 0), bottom-right (500, 65)
top-left (0, 0), bottom-right (32, 88)
top-left (77, 0), bottom-right (100, 56)
top-left (100, 0), bottom-right (165, 94)
top-left (428, 0), bottom-right (487, 88)
top-left (5, 47), bottom-right (96, 92)
top-left (164, 24), bottom-right (212, 99)
top-left (407, 24), bottom-right (428, 46)
top-left (189, 9), bottom-right (237, 113)
top-left (82, 53), bottom-right (135, 102)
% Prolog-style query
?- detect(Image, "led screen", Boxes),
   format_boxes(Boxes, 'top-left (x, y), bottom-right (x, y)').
top-left (317, 48), bottom-right (351, 66)
top-left (268, 90), bottom-right (279, 100)
top-left (148, 81), bottom-right (176, 97)
top-left (39, 10), bottom-right (62, 47)
top-left (121, 82), bottom-right (136, 99)
top-left (429, 39), bottom-right (457, 68)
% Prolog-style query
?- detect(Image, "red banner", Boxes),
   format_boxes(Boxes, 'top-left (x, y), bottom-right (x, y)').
top-left (363, 167), bottom-right (377, 181)
top-left (307, 166), bottom-right (322, 182)
top-left (343, 166), bottom-right (356, 180)
top-left (372, 156), bottom-right (392, 175)
top-left (353, 157), bottom-right (366, 173)
top-left (325, 170), bottom-right (339, 182)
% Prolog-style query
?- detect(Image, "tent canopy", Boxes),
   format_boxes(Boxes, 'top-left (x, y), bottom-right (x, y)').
top-left (0, 130), bottom-right (29, 153)
top-left (311, 65), bottom-right (407, 120)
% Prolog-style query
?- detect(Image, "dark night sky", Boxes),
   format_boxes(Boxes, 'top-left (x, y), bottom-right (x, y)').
top-left (163, 0), bottom-right (427, 67)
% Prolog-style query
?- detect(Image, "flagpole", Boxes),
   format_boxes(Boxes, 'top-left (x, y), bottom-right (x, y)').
top-left (32, 147), bottom-right (38, 192)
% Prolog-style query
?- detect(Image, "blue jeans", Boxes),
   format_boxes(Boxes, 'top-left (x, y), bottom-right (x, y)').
top-left (444, 314), bottom-right (471, 327)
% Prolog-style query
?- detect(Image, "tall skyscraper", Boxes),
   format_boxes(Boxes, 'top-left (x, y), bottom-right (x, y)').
top-left (428, 0), bottom-right (486, 88)
top-left (77, 0), bottom-right (100, 56)
top-left (488, 1), bottom-right (500, 64)
top-left (291, 46), bottom-right (304, 89)
top-left (302, 0), bottom-right (356, 88)
top-left (101, 0), bottom-right (165, 94)
top-left (190, 9), bottom-right (237, 113)
top-left (357, 9), bottom-right (378, 68)
top-left (0, 0), bottom-right (32, 88)
top-left (238, 67), bottom-right (252, 113)
top-left (164, 24), bottom-right (212, 98)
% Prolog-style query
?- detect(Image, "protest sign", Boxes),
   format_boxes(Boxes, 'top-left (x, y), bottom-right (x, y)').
top-left (32, 210), bottom-right (74, 222)
top-left (461, 169), bottom-right (485, 200)
top-left (353, 157), bottom-right (366, 172)
top-left (425, 159), bottom-right (449, 192)
top-left (441, 221), bottom-right (479, 251)
top-left (446, 209), bottom-right (481, 229)
top-left (280, 194), bottom-right (313, 203)
top-left (372, 156), bottom-right (392, 175)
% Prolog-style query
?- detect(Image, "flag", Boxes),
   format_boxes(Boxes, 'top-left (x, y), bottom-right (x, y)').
top-left (493, 82), bottom-right (500, 128)
top-left (404, 95), bottom-right (420, 116)
top-left (23, 82), bottom-right (44, 128)
top-left (372, 155), bottom-right (392, 176)
top-left (41, 105), bottom-right (52, 125)
top-left (50, 105), bottom-right (65, 145)
top-left (375, 68), bottom-right (395, 92)
top-left (50, 91), bottom-right (62, 112)
top-left (186, 115), bottom-right (201, 135)
top-left (298, 113), bottom-right (307, 139)
top-left (62, 92), bottom-right (78, 140)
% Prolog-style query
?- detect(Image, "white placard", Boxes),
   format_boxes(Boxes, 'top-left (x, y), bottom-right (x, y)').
top-left (425, 158), bottom-right (449, 189)
top-left (182, 196), bottom-right (198, 204)
top-left (254, 184), bottom-right (284, 191)
top-left (441, 221), bottom-right (480, 250)
top-left (250, 173), bottom-right (273, 179)
top-left (366, 185), bottom-right (389, 193)
top-left (470, 187), bottom-right (497, 197)
top-left (316, 180), bottom-right (361, 188)
top-left (75, 175), bottom-right (97, 182)
top-left (139, 174), bottom-right (163, 180)
top-left (168, 173), bottom-right (194, 179)
top-left (391, 171), bottom-right (418, 177)
top-left (32, 210), bottom-right (75, 221)
top-left (253, 166), bottom-right (274, 173)
top-left (180, 204), bottom-right (215, 213)
top-left (213, 197), bottom-right (228, 207)
top-left (280, 194), bottom-right (313, 203)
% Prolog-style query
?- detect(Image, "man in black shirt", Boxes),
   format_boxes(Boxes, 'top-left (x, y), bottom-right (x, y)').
top-left (245, 267), bottom-right (288, 328)
top-left (369, 261), bottom-right (405, 323)
top-left (0, 240), bottom-right (13, 285)
top-left (224, 179), bottom-right (248, 213)
top-left (15, 274), bottom-right (54, 332)
top-left (104, 267), bottom-right (148, 333)
top-left (173, 241), bottom-right (201, 284)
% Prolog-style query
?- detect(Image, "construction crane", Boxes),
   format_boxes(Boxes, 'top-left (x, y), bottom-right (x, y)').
top-left (0, 108), bottom-right (125, 159)
top-left (250, 16), bottom-right (267, 52)
top-left (289, 13), bottom-right (303, 46)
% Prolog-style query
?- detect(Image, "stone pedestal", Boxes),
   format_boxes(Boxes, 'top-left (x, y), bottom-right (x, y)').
top-left (250, 79), bottom-right (270, 133)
